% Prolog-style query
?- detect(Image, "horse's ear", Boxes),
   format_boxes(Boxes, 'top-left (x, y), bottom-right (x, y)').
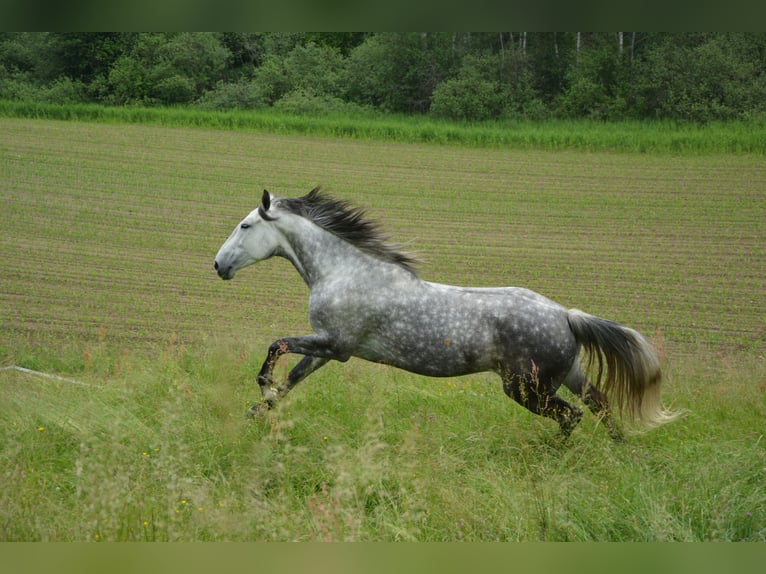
top-left (261, 189), bottom-right (271, 211)
top-left (259, 189), bottom-right (276, 221)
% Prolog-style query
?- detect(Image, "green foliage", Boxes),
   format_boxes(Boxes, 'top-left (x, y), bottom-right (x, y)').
top-left (343, 33), bottom-right (459, 113)
top-left (40, 33), bottom-right (135, 85)
top-left (633, 33), bottom-right (766, 122)
top-left (430, 54), bottom-right (506, 121)
top-left (272, 89), bottom-right (377, 117)
top-left (0, 32), bottom-right (45, 76)
top-left (105, 54), bottom-right (145, 104)
top-left (429, 50), bottom-right (545, 121)
top-left (195, 80), bottom-right (267, 110)
top-left (2, 32), bottom-right (766, 121)
top-left (431, 76), bottom-right (503, 121)
top-left (557, 76), bottom-right (615, 120)
top-left (556, 36), bottom-right (629, 120)
top-left (104, 33), bottom-right (230, 105)
top-left (1, 101), bottom-right (764, 154)
top-left (254, 42), bottom-right (345, 105)
top-left (0, 76), bottom-right (84, 104)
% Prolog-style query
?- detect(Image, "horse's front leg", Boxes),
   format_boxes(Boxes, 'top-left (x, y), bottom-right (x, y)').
top-left (278, 356), bottom-right (330, 398)
top-left (247, 335), bottom-right (345, 418)
top-left (254, 339), bottom-right (291, 411)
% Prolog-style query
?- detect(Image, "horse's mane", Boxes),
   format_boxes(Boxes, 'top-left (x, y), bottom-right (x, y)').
top-left (277, 187), bottom-right (419, 275)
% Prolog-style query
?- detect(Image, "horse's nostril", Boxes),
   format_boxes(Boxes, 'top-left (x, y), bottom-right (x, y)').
top-left (214, 260), bottom-right (219, 270)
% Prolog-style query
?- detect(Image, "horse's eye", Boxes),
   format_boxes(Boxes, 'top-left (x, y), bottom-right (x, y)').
top-left (240, 223), bottom-right (251, 230)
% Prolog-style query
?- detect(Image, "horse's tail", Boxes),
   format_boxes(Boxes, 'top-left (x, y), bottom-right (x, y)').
top-left (567, 309), bottom-right (680, 429)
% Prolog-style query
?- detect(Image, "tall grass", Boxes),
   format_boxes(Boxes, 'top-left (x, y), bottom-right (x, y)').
top-left (1, 338), bottom-right (763, 541)
top-left (1, 100), bottom-right (764, 153)
top-left (1, 116), bottom-right (763, 541)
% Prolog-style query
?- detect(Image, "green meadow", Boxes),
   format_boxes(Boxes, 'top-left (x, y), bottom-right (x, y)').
top-left (0, 112), bottom-right (764, 540)
top-left (2, 100), bottom-right (766, 153)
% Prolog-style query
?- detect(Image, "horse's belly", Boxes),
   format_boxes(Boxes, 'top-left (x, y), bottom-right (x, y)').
top-left (354, 325), bottom-right (497, 377)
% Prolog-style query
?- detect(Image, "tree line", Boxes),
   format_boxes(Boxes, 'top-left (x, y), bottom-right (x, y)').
top-left (1, 32), bottom-right (765, 122)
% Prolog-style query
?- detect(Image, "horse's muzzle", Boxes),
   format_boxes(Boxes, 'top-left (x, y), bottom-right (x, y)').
top-left (214, 260), bottom-right (234, 280)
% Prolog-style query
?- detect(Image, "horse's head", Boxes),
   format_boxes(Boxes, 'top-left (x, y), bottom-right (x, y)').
top-left (214, 190), bottom-right (281, 280)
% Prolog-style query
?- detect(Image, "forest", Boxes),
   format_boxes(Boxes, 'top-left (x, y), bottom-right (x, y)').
top-left (1, 32), bottom-right (765, 122)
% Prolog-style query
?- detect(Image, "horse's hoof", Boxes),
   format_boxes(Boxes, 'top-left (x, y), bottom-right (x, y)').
top-left (608, 426), bottom-right (625, 442)
top-left (245, 403), bottom-right (269, 419)
top-left (556, 408), bottom-right (583, 440)
top-left (554, 428), bottom-right (575, 444)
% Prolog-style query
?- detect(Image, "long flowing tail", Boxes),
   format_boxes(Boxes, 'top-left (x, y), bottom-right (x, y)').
top-left (567, 309), bottom-right (680, 429)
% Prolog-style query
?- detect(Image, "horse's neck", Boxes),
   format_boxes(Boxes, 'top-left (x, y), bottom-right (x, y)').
top-left (277, 220), bottom-right (371, 287)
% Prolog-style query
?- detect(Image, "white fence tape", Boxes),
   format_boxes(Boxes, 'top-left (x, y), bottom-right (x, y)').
top-left (1, 365), bottom-right (95, 388)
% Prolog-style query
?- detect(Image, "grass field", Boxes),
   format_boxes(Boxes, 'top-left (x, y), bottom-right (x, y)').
top-left (0, 115), bottom-right (764, 541)
top-left (3, 100), bottom-right (766, 154)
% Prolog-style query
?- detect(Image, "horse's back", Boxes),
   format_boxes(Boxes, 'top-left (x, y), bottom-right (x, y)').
top-left (350, 280), bottom-right (576, 378)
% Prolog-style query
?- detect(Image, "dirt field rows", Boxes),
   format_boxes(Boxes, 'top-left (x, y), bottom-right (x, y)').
top-left (1, 118), bottom-right (763, 356)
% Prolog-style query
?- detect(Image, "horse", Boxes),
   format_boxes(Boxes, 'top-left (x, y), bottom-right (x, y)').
top-left (214, 187), bottom-right (679, 439)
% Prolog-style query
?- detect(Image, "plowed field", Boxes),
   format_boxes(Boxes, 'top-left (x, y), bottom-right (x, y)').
top-left (1, 118), bottom-right (763, 355)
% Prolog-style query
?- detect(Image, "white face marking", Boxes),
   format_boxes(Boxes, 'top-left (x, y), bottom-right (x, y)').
top-left (214, 207), bottom-right (282, 279)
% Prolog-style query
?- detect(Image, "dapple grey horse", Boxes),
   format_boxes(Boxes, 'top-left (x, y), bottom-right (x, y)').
top-left (214, 188), bottom-right (678, 438)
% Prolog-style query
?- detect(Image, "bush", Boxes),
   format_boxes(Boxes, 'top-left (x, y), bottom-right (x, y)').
top-left (195, 80), bottom-right (267, 110)
top-left (44, 77), bottom-right (83, 104)
top-left (254, 42), bottom-right (344, 105)
top-left (429, 53), bottom-right (506, 121)
top-left (106, 54), bottom-right (145, 105)
top-left (273, 89), bottom-right (376, 117)
top-left (151, 75), bottom-right (195, 105)
top-left (556, 76), bottom-right (611, 120)
top-left (634, 33), bottom-right (766, 122)
top-left (0, 76), bottom-right (83, 104)
top-left (520, 98), bottom-right (551, 121)
top-left (344, 33), bottom-right (458, 114)
top-left (156, 33), bottom-right (229, 99)
top-left (430, 77), bottom-right (505, 121)
top-left (106, 33), bottom-right (230, 106)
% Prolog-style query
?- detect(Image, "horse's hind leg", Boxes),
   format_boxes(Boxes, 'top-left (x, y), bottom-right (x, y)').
top-left (501, 370), bottom-right (583, 439)
top-left (563, 367), bottom-right (623, 440)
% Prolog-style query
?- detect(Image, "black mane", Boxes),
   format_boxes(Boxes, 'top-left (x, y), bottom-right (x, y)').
top-left (277, 187), bottom-right (419, 275)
